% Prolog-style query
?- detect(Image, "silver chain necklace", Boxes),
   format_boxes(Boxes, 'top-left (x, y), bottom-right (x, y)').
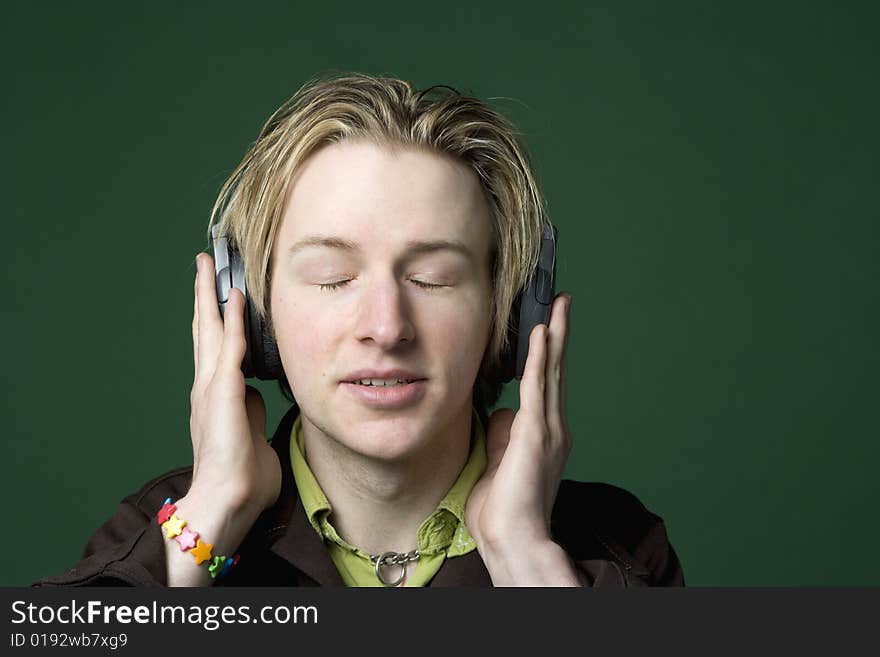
top-left (369, 549), bottom-right (420, 587)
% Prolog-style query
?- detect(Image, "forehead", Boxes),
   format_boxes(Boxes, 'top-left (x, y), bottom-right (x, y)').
top-left (276, 140), bottom-right (492, 260)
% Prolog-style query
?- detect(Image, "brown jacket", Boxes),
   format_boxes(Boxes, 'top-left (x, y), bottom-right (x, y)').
top-left (34, 405), bottom-right (685, 587)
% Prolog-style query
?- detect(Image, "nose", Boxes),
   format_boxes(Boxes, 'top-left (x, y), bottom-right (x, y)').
top-left (353, 273), bottom-right (417, 350)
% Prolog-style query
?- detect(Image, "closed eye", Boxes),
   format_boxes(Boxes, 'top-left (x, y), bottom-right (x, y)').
top-left (318, 280), bottom-right (349, 292)
top-left (318, 279), bottom-right (445, 292)
top-left (412, 280), bottom-right (446, 290)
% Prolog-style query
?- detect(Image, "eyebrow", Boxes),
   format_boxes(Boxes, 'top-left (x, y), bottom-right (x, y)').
top-left (287, 234), bottom-right (476, 263)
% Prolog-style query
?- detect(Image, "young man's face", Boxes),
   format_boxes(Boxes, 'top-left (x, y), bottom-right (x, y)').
top-left (269, 139), bottom-right (494, 461)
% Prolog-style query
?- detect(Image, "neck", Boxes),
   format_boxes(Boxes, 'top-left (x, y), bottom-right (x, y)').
top-left (300, 404), bottom-right (473, 556)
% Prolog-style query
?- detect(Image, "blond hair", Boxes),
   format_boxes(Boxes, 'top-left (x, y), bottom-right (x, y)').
top-left (208, 72), bottom-right (551, 413)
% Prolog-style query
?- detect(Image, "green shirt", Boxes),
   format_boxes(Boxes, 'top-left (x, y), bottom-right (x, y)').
top-left (289, 407), bottom-right (487, 587)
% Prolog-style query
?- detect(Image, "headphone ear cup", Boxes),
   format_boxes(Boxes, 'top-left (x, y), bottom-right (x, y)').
top-left (496, 292), bottom-right (522, 384)
top-left (257, 311), bottom-right (283, 380)
top-left (501, 224), bottom-right (557, 382)
top-left (243, 293), bottom-right (283, 380)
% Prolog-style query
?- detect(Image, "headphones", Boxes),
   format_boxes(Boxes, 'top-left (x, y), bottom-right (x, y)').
top-left (211, 222), bottom-right (558, 384)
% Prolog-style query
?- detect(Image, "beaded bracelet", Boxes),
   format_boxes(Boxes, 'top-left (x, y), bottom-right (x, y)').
top-left (157, 498), bottom-right (240, 579)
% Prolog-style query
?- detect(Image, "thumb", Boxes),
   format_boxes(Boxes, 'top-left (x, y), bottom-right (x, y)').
top-left (485, 407), bottom-right (515, 472)
top-left (244, 385), bottom-right (267, 442)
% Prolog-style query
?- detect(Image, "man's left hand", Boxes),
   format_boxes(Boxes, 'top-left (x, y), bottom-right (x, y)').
top-left (465, 292), bottom-right (582, 586)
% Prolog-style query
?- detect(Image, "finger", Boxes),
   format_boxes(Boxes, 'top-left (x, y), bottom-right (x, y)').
top-left (216, 286), bottom-right (248, 381)
top-left (192, 265), bottom-right (200, 379)
top-left (518, 321), bottom-right (548, 418)
top-left (561, 297), bottom-right (570, 423)
top-left (195, 253), bottom-right (224, 384)
top-left (244, 385), bottom-right (267, 441)
top-left (544, 294), bottom-right (571, 439)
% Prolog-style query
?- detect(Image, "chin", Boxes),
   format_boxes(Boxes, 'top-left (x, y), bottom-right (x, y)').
top-left (335, 403), bottom-right (437, 457)
top-left (341, 424), bottom-right (431, 462)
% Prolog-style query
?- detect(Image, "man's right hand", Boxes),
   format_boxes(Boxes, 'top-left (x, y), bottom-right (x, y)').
top-left (162, 252), bottom-right (283, 586)
top-left (188, 252), bottom-right (282, 513)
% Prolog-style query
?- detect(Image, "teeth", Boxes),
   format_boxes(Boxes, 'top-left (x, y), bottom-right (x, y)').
top-left (354, 378), bottom-right (415, 387)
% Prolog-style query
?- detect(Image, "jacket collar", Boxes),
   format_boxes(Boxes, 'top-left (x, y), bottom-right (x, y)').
top-left (258, 403), bottom-right (493, 587)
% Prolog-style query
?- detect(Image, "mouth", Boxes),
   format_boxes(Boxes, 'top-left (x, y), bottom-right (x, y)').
top-left (341, 379), bottom-right (428, 409)
top-left (346, 378), bottom-right (423, 387)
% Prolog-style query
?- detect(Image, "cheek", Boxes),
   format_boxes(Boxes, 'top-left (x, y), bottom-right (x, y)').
top-left (271, 301), bottom-right (337, 382)
top-left (428, 298), bottom-right (492, 365)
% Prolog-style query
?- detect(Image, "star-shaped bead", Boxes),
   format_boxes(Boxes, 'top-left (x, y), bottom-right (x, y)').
top-left (162, 514), bottom-right (186, 538)
top-left (208, 555), bottom-right (226, 579)
top-left (190, 539), bottom-right (213, 565)
top-left (156, 502), bottom-right (176, 525)
top-left (174, 527), bottom-right (199, 551)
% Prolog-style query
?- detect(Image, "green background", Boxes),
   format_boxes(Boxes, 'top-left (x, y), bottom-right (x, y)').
top-left (3, 1), bottom-right (877, 586)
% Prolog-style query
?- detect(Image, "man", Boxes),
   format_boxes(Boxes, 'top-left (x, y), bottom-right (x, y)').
top-left (36, 73), bottom-right (683, 587)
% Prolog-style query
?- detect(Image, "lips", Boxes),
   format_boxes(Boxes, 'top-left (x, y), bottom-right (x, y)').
top-left (342, 368), bottom-right (426, 383)
top-left (341, 379), bottom-right (427, 409)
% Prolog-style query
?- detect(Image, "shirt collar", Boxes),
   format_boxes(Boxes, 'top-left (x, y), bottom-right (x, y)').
top-left (254, 405), bottom-right (495, 586)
